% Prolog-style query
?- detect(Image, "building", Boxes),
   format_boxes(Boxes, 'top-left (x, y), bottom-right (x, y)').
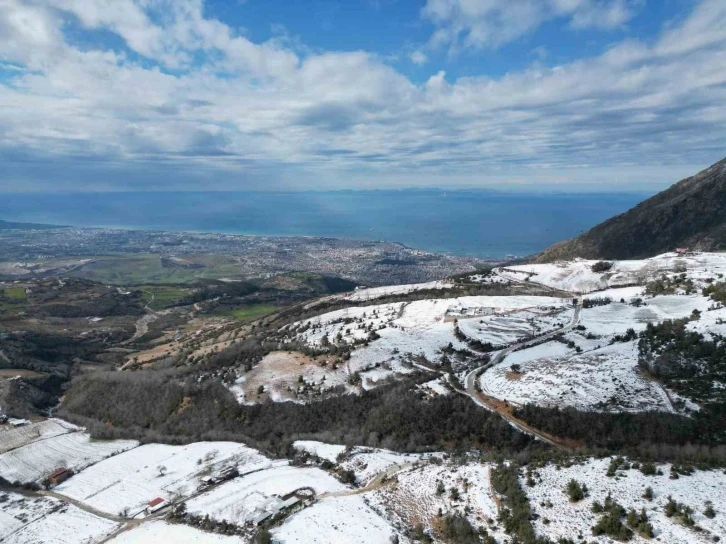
top-left (675, 248), bottom-right (689, 255)
top-left (48, 468), bottom-right (71, 487)
top-left (248, 495), bottom-right (301, 526)
top-left (8, 418), bottom-right (29, 427)
top-left (146, 497), bottom-right (166, 514)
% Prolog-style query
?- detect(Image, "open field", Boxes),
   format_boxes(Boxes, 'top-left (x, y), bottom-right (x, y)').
top-left (0, 491), bottom-right (120, 544)
top-left (1, 286), bottom-right (26, 300)
top-left (272, 495), bottom-right (399, 544)
top-left (368, 461), bottom-right (501, 539)
top-left (283, 295), bottom-right (572, 386)
top-left (139, 286), bottom-right (189, 310)
top-left (187, 465), bottom-right (344, 526)
top-left (0, 419), bottom-right (79, 454)
top-left (479, 341), bottom-right (675, 412)
top-left (56, 442), bottom-right (268, 516)
top-left (526, 458), bottom-right (726, 543)
top-left (221, 304), bottom-right (277, 321)
top-left (67, 254), bottom-right (242, 285)
top-left (0, 430), bottom-right (138, 484)
top-left (498, 252), bottom-right (726, 293)
top-left (229, 351), bottom-right (340, 404)
top-left (109, 520), bottom-right (242, 543)
top-left (339, 448), bottom-right (424, 486)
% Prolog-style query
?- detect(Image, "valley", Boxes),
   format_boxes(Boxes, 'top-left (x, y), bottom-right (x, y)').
top-left (2, 247), bottom-right (726, 543)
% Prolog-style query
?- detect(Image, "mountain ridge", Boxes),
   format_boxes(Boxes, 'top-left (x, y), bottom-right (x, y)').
top-left (534, 157), bottom-right (726, 262)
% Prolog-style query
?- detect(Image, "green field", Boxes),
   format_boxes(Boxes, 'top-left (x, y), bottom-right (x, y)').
top-left (223, 304), bottom-right (278, 321)
top-left (71, 254), bottom-right (243, 285)
top-left (2, 286), bottom-right (27, 299)
top-left (140, 286), bottom-right (189, 310)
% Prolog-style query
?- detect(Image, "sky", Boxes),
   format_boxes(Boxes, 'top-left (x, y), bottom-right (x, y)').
top-left (1, 0), bottom-right (725, 192)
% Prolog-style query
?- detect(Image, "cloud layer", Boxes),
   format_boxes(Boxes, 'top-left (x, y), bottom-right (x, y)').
top-left (423, 0), bottom-right (642, 51)
top-left (1, 0), bottom-right (725, 191)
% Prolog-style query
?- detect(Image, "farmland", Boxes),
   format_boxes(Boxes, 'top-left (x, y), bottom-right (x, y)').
top-left (55, 442), bottom-right (268, 516)
top-left (0, 425), bottom-right (137, 484)
top-left (0, 492), bottom-right (120, 544)
top-left (3, 251), bottom-right (726, 543)
top-left (1, 419), bottom-right (726, 543)
top-left (186, 465), bottom-right (345, 526)
top-left (0, 419), bottom-right (79, 454)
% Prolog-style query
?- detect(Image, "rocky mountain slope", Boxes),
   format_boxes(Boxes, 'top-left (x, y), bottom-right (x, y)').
top-left (534, 157), bottom-right (726, 262)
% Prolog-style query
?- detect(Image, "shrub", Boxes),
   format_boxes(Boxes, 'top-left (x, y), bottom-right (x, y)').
top-left (565, 479), bottom-right (588, 502)
top-left (438, 514), bottom-right (480, 544)
top-left (591, 261), bottom-right (613, 273)
top-left (704, 503), bottom-right (716, 519)
top-left (591, 495), bottom-right (632, 541)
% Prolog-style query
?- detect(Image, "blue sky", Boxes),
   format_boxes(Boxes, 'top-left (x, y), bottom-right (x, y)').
top-left (1, 0), bottom-right (725, 192)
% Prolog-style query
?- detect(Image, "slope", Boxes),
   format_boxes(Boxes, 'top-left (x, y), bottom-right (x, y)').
top-left (535, 157), bottom-right (726, 262)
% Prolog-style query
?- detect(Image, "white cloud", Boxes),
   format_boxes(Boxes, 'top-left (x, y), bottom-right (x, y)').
top-left (0, 0), bottom-right (64, 67)
top-left (0, 0), bottom-right (725, 191)
top-left (409, 50), bottom-right (428, 65)
top-left (421, 0), bottom-right (642, 51)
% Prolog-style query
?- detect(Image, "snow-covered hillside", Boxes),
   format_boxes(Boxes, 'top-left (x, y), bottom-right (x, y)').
top-left (497, 252), bottom-right (726, 293)
top-left (526, 458), bottom-right (726, 543)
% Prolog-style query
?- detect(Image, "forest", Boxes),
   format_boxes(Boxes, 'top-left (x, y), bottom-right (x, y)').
top-left (59, 370), bottom-right (539, 457)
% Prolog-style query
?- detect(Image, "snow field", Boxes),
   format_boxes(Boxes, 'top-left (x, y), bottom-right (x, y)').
top-left (56, 442), bottom-right (269, 516)
top-left (186, 466), bottom-right (345, 526)
top-left (293, 441), bottom-right (347, 463)
top-left (346, 281), bottom-right (454, 302)
top-left (368, 461), bottom-right (501, 539)
top-left (293, 441), bottom-right (425, 486)
top-left (108, 520), bottom-right (242, 543)
top-left (525, 458), bottom-right (726, 543)
top-left (0, 491), bottom-right (119, 544)
top-left (272, 495), bottom-right (399, 544)
top-left (476, 290), bottom-right (714, 412)
top-left (0, 431), bottom-right (138, 484)
top-left (688, 304), bottom-right (726, 339)
top-left (0, 418), bottom-right (80, 454)
top-left (339, 448), bottom-right (423, 486)
top-left (457, 306), bottom-right (573, 348)
top-left (287, 303), bottom-right (404, 348)
top-left (288, 296), bottom-right (571, 374)
top-left (480, 341), bottom-right (674, 412)
top-left (499, 252), bottom-right (726, 294)
top-left (419, 377), bottom-right (450, 396)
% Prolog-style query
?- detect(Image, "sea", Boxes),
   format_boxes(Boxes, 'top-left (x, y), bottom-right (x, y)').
top-left (0, 190), bottom-right (648, 259)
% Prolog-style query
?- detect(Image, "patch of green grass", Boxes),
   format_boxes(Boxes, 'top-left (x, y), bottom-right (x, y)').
top-left (224, 304), bottom-right (277, 321)
top-left (2, 286), bottom-right (26, 300)
top-left (140, 286), bottom-right (189, 310)
top-left (73, 254), bottom-right (243, 285)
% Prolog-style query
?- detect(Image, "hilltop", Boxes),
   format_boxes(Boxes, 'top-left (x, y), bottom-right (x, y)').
top-left (534, 157), bottom-right (726, 262)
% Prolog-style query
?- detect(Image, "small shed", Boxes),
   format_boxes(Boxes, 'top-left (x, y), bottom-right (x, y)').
top-left (8, 418), bottom-right (29, 427)
top-left (146, 497), bottom-right (166, 514)
top-left (675, 248), bottom-right (689, 255)
top-left (49, 468), bottom-right (71, 487)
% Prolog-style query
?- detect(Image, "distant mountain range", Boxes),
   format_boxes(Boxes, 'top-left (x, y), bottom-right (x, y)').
top-left (0, 219), bottom-right (66, 230)
top-left (534, 157), bottom-right (726, 262)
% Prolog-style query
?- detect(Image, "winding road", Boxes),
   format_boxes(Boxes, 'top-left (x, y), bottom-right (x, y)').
top-left (462, 297), bottom-right (581, 449)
